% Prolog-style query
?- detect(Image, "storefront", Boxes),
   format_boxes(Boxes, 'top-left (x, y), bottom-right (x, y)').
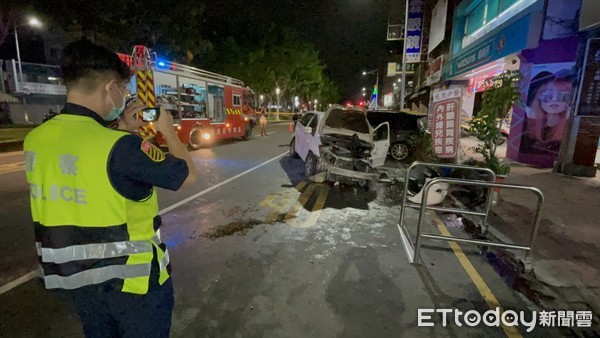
top-left (445, 0), bottom-right (583, 168)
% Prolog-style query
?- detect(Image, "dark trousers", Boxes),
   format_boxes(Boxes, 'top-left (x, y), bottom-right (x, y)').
top-left (67, 278), bottom-right (174, 338)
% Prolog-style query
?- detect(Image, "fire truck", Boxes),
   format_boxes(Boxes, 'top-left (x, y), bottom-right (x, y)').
top-left (117, 45), bottom-right (258, 149)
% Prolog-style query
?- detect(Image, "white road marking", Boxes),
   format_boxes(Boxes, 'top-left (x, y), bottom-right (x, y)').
top-left (0, 270), bottom-right (40, 295)
top-left (397, 224), bottom-right (415, 263)
top-left (0, 151), bottom-right (288, 295)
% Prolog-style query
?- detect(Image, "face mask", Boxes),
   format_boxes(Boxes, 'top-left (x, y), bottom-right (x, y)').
top-left (106, 85), bottom-right (126, 121)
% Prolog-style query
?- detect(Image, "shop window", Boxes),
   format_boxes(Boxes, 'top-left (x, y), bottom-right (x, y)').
top-left (486, 0), bottom-right (500, 22)
top-left (499, 0), bottom-right (519, 12)
top-left (464, 0), bottom-right (524, 39)
top-left (465, 2), bottom-right (486, 36)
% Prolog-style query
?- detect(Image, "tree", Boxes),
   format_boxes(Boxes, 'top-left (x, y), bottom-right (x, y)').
top-left (469, 71), bottom-right (521, 175)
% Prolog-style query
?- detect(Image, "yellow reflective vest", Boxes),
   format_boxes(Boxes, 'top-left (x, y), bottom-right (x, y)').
top-left (24, 114), bottom-right (170, 295)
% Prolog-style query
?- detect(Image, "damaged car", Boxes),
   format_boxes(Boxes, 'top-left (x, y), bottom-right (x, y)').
top-left (289, 105), bottom-right (390, 187)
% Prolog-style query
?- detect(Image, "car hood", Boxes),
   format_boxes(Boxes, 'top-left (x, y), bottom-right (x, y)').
top-left (320, 107), bottom-right (372, 142)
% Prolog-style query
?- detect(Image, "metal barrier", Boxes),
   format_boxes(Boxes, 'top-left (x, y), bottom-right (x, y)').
top-left (412, 177), bottom-right (544, 271)
top-left (399, 162), bottom-right (496, 252)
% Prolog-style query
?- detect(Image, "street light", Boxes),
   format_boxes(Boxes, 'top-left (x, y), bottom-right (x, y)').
top-left (362, 69), bottom-right (379, 109)
top-left (14, 16), bottom-right (43, 90)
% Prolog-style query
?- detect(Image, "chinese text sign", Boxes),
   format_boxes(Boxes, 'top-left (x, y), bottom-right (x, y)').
top-left (406, 0), bottom-right (424, 63)
top-left (431, 88), bottom-right (461, 158)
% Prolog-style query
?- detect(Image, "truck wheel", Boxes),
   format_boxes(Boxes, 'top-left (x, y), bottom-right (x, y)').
top-left (188, 127), bottom-right (205, 150)
top-left (290, 138), bottom-right (299, 158)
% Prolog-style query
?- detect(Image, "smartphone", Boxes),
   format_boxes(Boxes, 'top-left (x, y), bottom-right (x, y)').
top-left (141, 107), bottom-right (160, 122)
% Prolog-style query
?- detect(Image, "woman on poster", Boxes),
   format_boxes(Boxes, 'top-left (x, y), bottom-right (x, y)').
top-left (520, 69), bottom-right (573, 156)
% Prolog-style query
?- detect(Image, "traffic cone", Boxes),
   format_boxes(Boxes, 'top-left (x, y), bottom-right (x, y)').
top-left (289, 122), bottom-right (293, 132)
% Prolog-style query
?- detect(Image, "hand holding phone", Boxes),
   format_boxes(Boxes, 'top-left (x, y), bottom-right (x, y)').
top-left (155, 106), bottom-right (174, 134)
top-left (141, 107), bottom-right (161, 122)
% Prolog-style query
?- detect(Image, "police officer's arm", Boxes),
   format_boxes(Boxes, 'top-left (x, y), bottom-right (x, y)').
top-left (155, 107), bottom-right (198, 188)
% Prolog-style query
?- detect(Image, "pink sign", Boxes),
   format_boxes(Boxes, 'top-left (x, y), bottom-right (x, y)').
top-left (431, 88), bottom-right (461, 158)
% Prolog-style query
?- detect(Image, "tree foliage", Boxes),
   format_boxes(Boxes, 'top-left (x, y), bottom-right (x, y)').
top-left (24, 2), bottom-right (340, 103)
top-left (206, 27), bottom-right (339, 107)
top-left (469, 71), bottom-right (521, 175)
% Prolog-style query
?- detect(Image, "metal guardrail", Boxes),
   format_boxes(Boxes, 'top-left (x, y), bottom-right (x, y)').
top-left (412, 177), bottom-right (544, 271)
top-left (397, 162), bottom-right (496, 264)
top-left (399, 162), bottom-right (496, 236)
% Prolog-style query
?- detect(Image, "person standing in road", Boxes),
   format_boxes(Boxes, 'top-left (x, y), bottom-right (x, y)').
top-left (23, 39), bottom-right (198, 338)
top-left (259, 105), bottom-right (268, 136)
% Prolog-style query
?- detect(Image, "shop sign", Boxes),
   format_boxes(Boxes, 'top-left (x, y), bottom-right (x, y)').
top-left (387, 62), bottom-right (416, 76)
top-left (575, 38), bottom-right (600, 116)
top-left (406, 0), bottom-right (424, 63)
top-left (384, 93), bottom-right (394, 107)
top-left (431, 88), bottom-right (461, 158)
top-left (425, 55), bottom-right (443, 85)
top-left (451, 14), bottom-right (532, 77)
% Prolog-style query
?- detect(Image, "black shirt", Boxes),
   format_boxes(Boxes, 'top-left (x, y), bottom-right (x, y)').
top-left (62, 103), bottom-right (189, 200)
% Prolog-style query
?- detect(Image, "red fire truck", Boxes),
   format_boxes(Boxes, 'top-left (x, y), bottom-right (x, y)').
top-left (117, 45), bottom-right (258, 149)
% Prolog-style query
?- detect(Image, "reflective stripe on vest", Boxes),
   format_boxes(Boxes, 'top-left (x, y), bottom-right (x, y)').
top-left (25, 114), bottom-right (170, 294)
top-left (43, 263), bottom-right (151, 290)
top-left (36, 240), bottom-right (153, 264)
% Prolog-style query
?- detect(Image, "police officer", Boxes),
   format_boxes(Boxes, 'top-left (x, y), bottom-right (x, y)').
top-left (23, 39), bottom-right (198, 338)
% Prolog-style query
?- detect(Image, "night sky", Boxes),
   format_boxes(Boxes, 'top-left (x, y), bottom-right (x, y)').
top-left (2, 0), bottom-right (399, 100)
top-left (203, 0), bottom-right (397, 100)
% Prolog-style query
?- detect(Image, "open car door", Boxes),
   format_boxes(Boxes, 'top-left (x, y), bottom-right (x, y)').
top-left (371, 122), bottom-right (390, 167)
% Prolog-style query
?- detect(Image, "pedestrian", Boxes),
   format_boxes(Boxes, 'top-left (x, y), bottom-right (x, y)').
top-left (259, 105), bottom-right (268, 136)
top-left (23, 39), bottom-right (198, 338)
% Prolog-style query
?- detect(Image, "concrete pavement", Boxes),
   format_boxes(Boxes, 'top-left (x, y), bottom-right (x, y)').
top-left (0, 125), bottom-right (580, 337)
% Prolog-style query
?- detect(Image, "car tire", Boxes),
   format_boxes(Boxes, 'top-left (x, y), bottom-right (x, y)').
top-left (390, 142), bottom-right (410, 161)
top-left (188, 127), bottom-right (205, 150)
top-left (305, 152), bottom-right (320, 180)
top-left (290, 138), bottom-right (299, 158)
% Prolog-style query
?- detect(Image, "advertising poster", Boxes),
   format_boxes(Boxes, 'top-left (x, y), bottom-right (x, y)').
top-left (431, 88), bottom-right (461, 158)
top-left (518, 62), bottom-right (575, 159)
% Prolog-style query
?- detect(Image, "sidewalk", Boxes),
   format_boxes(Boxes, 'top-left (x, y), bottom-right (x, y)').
top-left (458, 137), bottom-right (600, 320)
top-left (488, 166), bottom-right (600, 315)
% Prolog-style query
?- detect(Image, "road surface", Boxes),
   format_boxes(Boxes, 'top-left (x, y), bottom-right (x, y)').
top-left (0, 123), bottom-right (572, 337)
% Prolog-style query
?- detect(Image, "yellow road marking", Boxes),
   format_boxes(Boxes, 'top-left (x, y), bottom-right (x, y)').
top-left (429, 213), bottom-right (523, 338)
top-left (285, 184), bottom-right (317, 222)
top-left (259, 195), bottom-right (277, 207)
top-left (294, 184), bottom-right (329, 228)
top-left (0, 161), bottom-right (25, 175)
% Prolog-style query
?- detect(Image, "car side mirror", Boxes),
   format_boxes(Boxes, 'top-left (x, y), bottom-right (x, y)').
top-left (304, 126), bottom-right (313, 134)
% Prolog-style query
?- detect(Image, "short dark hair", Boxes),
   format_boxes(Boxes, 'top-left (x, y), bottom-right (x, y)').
top-left (61, 39), bottom-right (131, 92)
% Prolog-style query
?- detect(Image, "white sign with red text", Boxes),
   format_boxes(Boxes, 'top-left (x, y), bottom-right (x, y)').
top-left (431, 88), bottom-right (461, 158)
